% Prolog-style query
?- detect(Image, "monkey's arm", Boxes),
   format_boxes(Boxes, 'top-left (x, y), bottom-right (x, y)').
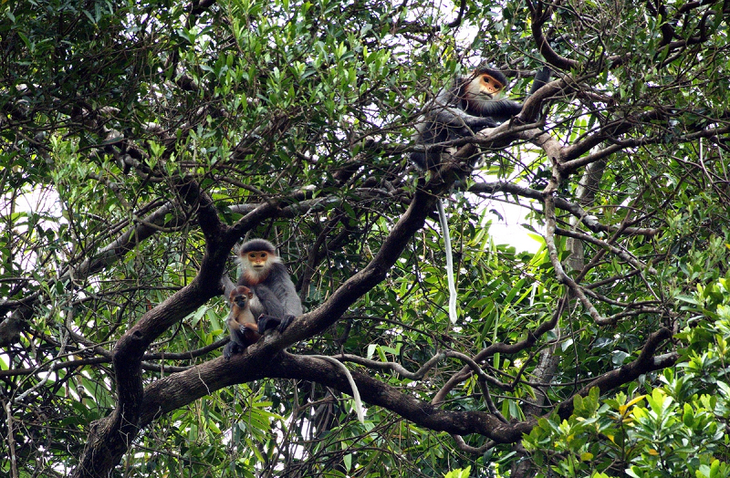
top-left (252, 283), bottom-right (288, 319)
top-left (428, 89), bottom-right (507, 129)
top-left (463, 99), bottom-right (523, 123)
top-left (250, 285), bottom-right (294, 334)
top-left (458, 68), bottom-right (551, 123)
top-left (265, 263), bottom-right (303, 318)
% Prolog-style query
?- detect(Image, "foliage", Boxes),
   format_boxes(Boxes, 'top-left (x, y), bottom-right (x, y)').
top-left (524, 276), bottom-right (730, 478)
top-left (0, 0), bottom-right (729, 477)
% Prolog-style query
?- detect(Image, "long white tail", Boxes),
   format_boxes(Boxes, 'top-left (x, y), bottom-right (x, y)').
top-left (437, 200), bottom-right (458, 324)
top-left (310, 355), bottom-right (365, 423)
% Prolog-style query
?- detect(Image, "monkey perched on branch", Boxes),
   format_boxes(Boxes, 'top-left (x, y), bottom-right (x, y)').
top-left (229, 239), bottom-right (366, 421)
top-left (411, 65), bottom-right (551, 169)
top-left (223, 239), bottom-right (302, 358)
top-left (224, 286), bottom-right (261, 358)
top-left (411, 64), bottom-right (551, 324)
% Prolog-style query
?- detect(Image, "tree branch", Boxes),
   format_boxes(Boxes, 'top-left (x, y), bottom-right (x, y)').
top-left (557, 327), bottom-right (677, 419)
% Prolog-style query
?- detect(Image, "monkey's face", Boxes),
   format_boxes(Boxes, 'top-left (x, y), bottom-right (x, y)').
top-left (230, 286), bottom-right (254, 308)
top-left (245, 251), bottom-right (271, 270)
top-left (465, 73), bottom-right (505, 100)
top-left (233, 294), bottom-right (249, 309)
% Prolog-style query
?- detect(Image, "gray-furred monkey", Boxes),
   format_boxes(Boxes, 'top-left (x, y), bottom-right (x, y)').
top-left (411, 65), bottom-right (551, 169)
top-left (410, 64), bottom-right (550, 324)
top-left (237, 238), bottom-right (302, 320)
top-left (235, 239), bottom-right (366, 422)
top-left (224, 239), bottom-right (302, 358)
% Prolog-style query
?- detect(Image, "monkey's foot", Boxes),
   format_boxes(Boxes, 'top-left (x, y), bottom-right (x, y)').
top-left (223, 342), bottom-right (243, 360)
top-left (279, 314), bottom-right (295, 332)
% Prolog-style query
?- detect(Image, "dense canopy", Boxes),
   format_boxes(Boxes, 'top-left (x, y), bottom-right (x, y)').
top-left (1, 0), bottom-right (730, 477)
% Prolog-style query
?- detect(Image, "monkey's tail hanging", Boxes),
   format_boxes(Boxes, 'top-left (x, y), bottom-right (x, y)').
top-left (310, 355), bottom-right (365, 423)
top-left (437, 200), bottom-right (458, 324)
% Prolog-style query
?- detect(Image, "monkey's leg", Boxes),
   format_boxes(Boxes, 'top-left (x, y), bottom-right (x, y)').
top-left (224, 325), bottom-right (261, 359)
top-left (257, 314), bottom-right (293, 334)
top-left (242, 324), bottom-right (261, 344)
top-left (278, 315), bottom-right (294, 332)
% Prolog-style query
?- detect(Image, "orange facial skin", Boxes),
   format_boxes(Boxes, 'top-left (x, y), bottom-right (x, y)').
top-left (478, 73), bottom-right (504, 95)
top-left (240, 249), bottom-right (281, 285)
top-left (246, 251), bottom-right (270, 270)
top-left (465, 73), bottom-right (505, 101)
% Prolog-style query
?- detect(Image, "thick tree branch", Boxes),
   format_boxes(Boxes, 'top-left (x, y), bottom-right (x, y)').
top-left (71, 177), bottom-right (233, 478)
top-left (276, 183), bottom-right (444, 345)
top-left (138, 351), bottom-right (536, 444)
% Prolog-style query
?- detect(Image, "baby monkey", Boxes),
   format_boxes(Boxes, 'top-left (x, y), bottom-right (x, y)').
top-left (224, 285), bottom-right (290, 359)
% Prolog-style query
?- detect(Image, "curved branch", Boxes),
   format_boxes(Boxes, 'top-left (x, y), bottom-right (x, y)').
top-left (71, 176), bottom-right (234, 478)
top-left (73, 153), bottom-right (458, 477)
top-left (335, 351), bottom-right (445, 380)
top-left (556, 327), bottom-right (677, 419)
top-left (276, 354), bottom-right (532, 440)
top-left (468, 180), bottom-right (657, 236)
top-left (518, 78), bottom-right (565, 123)
top-left (137, 351), bottom-right (535, 444)
top-left (445, 0), bottom-right (467, 28)
top-left (451, 434), bottom-right (495, 455)
top-left (276, 181), bottom-right (444, 345)
top-left (560, 110), bottom-right (666, 167)
top-left (529, 4), bottom-right (579, 71)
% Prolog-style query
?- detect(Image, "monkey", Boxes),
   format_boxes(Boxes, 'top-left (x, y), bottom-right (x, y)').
top-left (411, 65), bottom-right (551, 323)
top-left (235, 239), bottom-right (364, 420)
top-left (223, 239), bottom-right (302, 359)
top-left (223, 285), bottom-right (262, 359)
top-left (233, 240), bottom-right (364, 421)
top-left (236, 238), bottom-right (302, 333)
top-left (411, 65), bottom-right (551, 169)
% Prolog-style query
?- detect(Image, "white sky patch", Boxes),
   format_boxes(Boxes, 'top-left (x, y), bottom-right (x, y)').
top-left (486, 200), bottom-right (543, 252)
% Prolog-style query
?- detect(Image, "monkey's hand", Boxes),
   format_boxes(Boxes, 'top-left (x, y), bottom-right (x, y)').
top-left (465, 116), bottom-right (498, 132)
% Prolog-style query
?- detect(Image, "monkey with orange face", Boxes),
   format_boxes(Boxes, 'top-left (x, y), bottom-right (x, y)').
top-left (223, 239), bottom-right (302, 359)
top-left (410, 64), bottom-right (550, 325)
top-left (411, 65), bottom-right (550, 170)
top-left (228, 240), bottom-right (365, 422)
